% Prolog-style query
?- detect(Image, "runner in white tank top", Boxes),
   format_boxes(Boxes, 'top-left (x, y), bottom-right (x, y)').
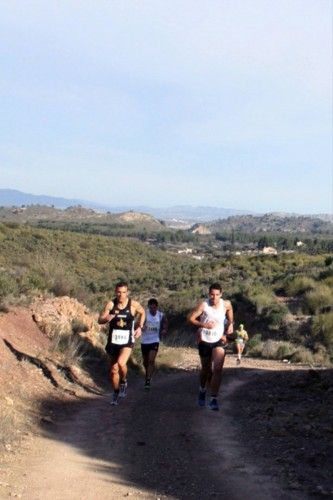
top-left (141, 298), bottom-right (168, 390)
top-left (199, 299), bottom-right (226, 343)
top-left (188, 283), bottom-right (234, 411)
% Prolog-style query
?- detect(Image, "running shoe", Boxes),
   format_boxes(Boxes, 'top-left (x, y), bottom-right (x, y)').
top-left (198, 390), bottom-right (206, 407)
top-left (144, 379), bottom-right (151, 391)
top-left (209, 398), bottom-right (219, 411)
top-left (119, 381), bottom-right (128, 398)
top-left (110, 392), bottom-right (119, 406)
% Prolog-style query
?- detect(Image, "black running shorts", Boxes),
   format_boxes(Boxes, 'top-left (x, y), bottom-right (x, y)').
top-left (141, 342), bottom-right (159, 355)
top-left (106, 343), bottom-right (134, 359)
top-left (198, 340), bottom-right (226, 358)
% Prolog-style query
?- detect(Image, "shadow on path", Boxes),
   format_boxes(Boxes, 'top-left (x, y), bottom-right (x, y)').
top-left (26, 365), bottom-right (331, 499)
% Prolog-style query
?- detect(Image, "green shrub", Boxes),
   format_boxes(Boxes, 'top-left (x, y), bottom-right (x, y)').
top-left (261, 340), bottom-right (294, 359)
top-left (262, 303), bottom-right (288, 329)
top-left (312, 343), bottom-right (330, 365)
top-left (283, 276), bottom-right (316, 296)
top-left (261, 340), bottom-right (279, 358)
top-left (244, 285), bottom-right (276, 314)
top-left (312, 312), bottom-right (333, 355)
top-left (303, 285), bottom-right (333, 314)
top-left (0, 272), bottom-right (18, 298)
top-left (275, 342), bottom-right (295, 359)
top-left (246, 333), bottom-right (262, 350)
top-left (290, 347), bottom-right (315, 364)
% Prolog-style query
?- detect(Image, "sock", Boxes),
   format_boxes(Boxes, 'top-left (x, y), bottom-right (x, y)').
top-left (199, 386), bottom-right (206, 393)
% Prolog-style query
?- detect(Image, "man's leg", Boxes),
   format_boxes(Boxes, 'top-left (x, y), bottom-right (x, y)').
top-left (236, 342), bottom-right (242, 363)
top-left (142, 351), bottom-right (149, 377)
top-left (110, 355), bottom-right (120, 390)
top-left (146, 349), bottom-right (158, 380)
top-left (199, 355), bottom-right (213, 389)
top-left (109, 352), bottom-right (121, 405)
top-left (117, 347), bottom-right (132, 396)
top-left (209, 347), bottom-right (225, 410)
top-left (198, 355), bottom-right (212, 406)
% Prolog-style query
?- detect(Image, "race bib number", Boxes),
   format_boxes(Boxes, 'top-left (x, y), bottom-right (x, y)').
top-left (142, 321), bottom-right (160, 343)
top-left (200, 327), bottom-right (222, 343)
top-left (111, 329), bottom-right (130, 345)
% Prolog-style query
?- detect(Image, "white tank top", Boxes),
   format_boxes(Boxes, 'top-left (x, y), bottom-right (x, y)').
top-left (199, 299), bottom-right (226, 343)
top-left (141, 310), bottom-right (164, 344)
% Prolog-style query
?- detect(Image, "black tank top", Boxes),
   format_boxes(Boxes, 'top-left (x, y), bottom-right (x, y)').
top-left (108, 298), bottom-right (134, 346)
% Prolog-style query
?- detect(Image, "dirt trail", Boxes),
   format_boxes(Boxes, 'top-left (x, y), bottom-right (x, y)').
top-left (0, 359), bottom-right (306, 500)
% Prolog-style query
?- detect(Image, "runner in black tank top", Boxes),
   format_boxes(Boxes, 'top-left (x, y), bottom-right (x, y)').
top-left (98, 282), bottom-right (145, 405)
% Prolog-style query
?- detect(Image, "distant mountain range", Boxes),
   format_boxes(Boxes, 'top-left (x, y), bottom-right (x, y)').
top-left (0, 188), bottom-right (253, 222)
top-left (0, 188), bottom-right (331, 224)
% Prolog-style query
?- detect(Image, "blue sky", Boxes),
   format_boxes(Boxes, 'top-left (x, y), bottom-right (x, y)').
top-left (1, 1), bottom-right (332, 214)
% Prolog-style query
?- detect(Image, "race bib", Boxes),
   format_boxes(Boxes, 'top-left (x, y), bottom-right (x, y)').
top-left (111, 329), bottom-right (130, 345)
top-left (200, 327), bottom-right (222, 343)
top-left (142, 321), bottom-right (160, 344)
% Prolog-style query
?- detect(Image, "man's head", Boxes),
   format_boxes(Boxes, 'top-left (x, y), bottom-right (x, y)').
top-left (115, 281), bottom-right (129, 303)
top-left (208, 283), bottom-right (222, 305)
top-left (239, 324), bottom-right (244, 330)
top-left (148, 298), bottom-right (158, 316)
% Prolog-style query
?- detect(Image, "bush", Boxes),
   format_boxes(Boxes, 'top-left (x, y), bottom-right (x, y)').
top-left (51, 331), bottom-right (86, 365)
top-left (303, 285), bottom-right (333, 314)
top-left (246, 333), bottom-right (262, 351)
top-left (312, 312), bottom-right (333, 356)
top-left (0, 272), bottom-right (18, 298)
top-left (261, 340), bottom-right (277, 358)
top-left (261, 340), bottom-right (294, 360)
top-left (275, 342), bottom-right (295, 359)
top-left (262, 303), bottom-right (288, 330)
top-left (284, 276), bottom-right (316, 297)
top-left (290, 347), bottom-right (315, 364)
top-left (312, 343), bottom-right (330, 365)
top-left (244, 285), bottom-right (276, 314)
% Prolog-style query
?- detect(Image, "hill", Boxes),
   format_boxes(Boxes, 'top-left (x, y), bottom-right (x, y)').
top-left (0, 205), bottom-right (164, 230)
top-left (0, 188), bottom-right (108, 211)
top-left (205, 213), bottom-right (333, 234)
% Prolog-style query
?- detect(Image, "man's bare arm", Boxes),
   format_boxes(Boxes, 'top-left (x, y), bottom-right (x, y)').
top-left (131, 300), bottom-right (145, 338)
top-left (161, 314), bottom-right (168, 335)
top-left (188, 302), bottom-right (204, 327)
top-left (224, 300), bottom-right (234, 335)
top-left (187, 302), bottom-right (216, 329)
top-left (98, 301), bottom-right (114, 324)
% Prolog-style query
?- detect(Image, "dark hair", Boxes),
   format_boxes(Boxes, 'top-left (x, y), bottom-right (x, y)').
top-left (148, 298), bottom-right (158, 307)
top-left (115, 281), bottom-right (128, 289)
top-left (209, 283), bottom-right (222, 293)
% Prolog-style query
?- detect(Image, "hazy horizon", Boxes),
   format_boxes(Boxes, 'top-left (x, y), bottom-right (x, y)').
top-left (1, 187), bottom-right (331, 217)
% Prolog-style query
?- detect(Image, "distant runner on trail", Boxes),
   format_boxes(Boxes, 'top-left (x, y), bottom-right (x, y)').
top-left (141, 298), bottom-right (168, 390)
top-left (188, 283), bottom-right (234, 411)
top-left (98, 281), bottom-right (145, 405)
top-left (235, 323), bottom-right (248, 364)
